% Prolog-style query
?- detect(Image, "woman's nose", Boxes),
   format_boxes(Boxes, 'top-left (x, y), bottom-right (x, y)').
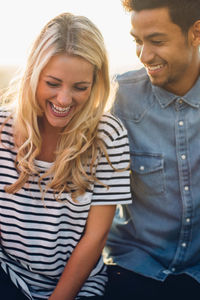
top-left (56, 89), bottom-right (72, 106)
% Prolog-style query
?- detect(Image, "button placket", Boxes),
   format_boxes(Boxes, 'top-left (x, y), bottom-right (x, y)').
top-left (172, 106), bottom-right (193, 266)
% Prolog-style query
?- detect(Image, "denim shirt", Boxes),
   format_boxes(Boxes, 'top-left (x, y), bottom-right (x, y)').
top-left (104, 67), bottom-right (200, 282)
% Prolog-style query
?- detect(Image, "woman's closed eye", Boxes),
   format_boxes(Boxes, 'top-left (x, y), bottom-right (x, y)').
top-left (74, 86), bottom-right (89, 91)
top-left (46, 81), bottom-right (60, 87)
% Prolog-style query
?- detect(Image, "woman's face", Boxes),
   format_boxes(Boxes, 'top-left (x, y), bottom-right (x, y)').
top-left (36, 54), bottom-right (94, 132)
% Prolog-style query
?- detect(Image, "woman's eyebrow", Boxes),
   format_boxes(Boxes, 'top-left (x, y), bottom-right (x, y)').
top-left (46, 75), bottom-right (62, 82)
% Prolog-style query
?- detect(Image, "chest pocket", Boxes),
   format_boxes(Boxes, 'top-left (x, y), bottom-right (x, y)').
top-left (131, 152), bottom-right (165, 195)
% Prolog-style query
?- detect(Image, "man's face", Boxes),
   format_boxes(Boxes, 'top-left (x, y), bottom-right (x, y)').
top-left (130, 7), bottom-right (198, 95)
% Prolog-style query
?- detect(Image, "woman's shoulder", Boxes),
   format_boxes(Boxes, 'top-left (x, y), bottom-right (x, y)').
top-left (98, 112), bottom-right (127, 141)
top-left (0, 109), bottom-right (13, 125)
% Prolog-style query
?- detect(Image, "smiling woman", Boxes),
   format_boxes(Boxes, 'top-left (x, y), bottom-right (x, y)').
top-left (0, 11), bottom-right (132, 300)
top-left (37, 55), bottom-right (94, 132)
top-left (36, 54), bottom-right (94, 162)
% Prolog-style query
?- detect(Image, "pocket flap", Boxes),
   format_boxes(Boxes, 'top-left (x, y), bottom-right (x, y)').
top-left (131, 152), bottom-right (164, 174)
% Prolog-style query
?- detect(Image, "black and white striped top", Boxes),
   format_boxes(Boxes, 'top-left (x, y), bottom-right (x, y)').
top-left (0, 111), bottom-right (132, 299)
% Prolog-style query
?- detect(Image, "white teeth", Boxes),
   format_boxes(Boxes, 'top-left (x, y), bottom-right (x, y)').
top-left (147, 64), bottom-right (163, 71)
top-left (51, 103), bottom-right (71, 114)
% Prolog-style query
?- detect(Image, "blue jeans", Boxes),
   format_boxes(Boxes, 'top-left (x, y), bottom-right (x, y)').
top-left (105, 265), bottom-right (200, 300)
top-left (0, 265), bottom-right (28, 299)
top-left (0, 265), bottom-right (105, 299)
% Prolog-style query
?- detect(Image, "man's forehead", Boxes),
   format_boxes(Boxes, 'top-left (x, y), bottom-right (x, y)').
top-left (130, 8), bottom-right (181, 37)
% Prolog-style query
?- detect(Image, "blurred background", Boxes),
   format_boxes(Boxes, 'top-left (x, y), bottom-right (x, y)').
top-left (0, 0), bottom-right (142, 91)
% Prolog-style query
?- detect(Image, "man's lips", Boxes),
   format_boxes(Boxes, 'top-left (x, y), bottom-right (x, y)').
top-left (145, 63), bottom-right (166, 75)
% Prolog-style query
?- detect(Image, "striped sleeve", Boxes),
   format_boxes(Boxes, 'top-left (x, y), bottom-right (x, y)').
top-left (91, 113), bottom-right (132, 205)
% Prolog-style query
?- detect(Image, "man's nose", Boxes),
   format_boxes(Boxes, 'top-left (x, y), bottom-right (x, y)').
top-left (137, 44), bottom-right (154, 65)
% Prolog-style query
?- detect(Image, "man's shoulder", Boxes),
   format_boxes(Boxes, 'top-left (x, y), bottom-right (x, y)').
top-left (115, 67), bottom-right (149, 85)
top-left (113, 67), bottom-right (153, 104)
top-left (112, 68), bottom-right (154, 119)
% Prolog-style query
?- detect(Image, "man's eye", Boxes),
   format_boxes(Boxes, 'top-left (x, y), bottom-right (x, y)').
top-left (46, 81), bottom-right (59, 87)
top-left (152, 40), bottom-right (163, 45)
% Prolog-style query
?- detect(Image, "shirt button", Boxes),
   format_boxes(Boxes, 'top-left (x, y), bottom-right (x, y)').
top-left (182, 242), bottom-right (187, 247)
top-left (186, 218), bottom-right (190, 223)
top-left (184, 186), bottom-right (189, 191)
top-left (171, 268), bottom-right (176, 272)
top-left (179, 99), bottom-right (183, 104)
top-left (140, 166), bottom-right (145, 171)
top-left (181, 154), bottom-right (186, 160)
top-left (179, 121), bottom-right (184, 126)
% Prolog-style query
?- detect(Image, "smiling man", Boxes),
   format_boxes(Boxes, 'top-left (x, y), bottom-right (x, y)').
top-left (104, 1), bottom-right (200, 299)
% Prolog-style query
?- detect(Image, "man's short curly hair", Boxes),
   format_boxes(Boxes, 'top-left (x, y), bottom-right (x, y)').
top-left (122, 0), bottom-right (200, 33)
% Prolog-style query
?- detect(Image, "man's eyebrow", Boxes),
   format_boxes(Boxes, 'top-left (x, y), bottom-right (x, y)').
top-left (145, 32), bottom-right (168, 39)
top-left (130, 31), bottom-right (167, 39)
top-left (130, 31), bottom-right (137, 38)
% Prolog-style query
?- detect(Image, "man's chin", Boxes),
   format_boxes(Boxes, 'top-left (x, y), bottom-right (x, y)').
top-left (149, 77), bottom-right (165, 87)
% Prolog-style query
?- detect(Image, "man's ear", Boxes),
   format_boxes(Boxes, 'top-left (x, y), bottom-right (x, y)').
top-left (190, 20), bottom-right (200, 46)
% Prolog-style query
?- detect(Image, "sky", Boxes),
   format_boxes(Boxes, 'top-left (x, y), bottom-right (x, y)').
top-left (0, 0), bottom-right (142, 74)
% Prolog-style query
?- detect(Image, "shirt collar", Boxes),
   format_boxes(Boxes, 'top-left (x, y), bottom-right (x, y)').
top-left (152, 76), bottom-right (200, 109)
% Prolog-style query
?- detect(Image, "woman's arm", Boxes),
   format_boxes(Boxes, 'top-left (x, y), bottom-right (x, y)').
top-left (48, 204), bottom-right (116, 300)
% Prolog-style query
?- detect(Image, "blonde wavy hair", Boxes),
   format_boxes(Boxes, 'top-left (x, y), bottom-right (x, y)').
top-left (2, 12), bottom-right (111, 201)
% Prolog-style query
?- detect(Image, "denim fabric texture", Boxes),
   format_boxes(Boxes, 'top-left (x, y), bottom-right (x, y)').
top-left (104, 67), bottom-right (200, 282)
